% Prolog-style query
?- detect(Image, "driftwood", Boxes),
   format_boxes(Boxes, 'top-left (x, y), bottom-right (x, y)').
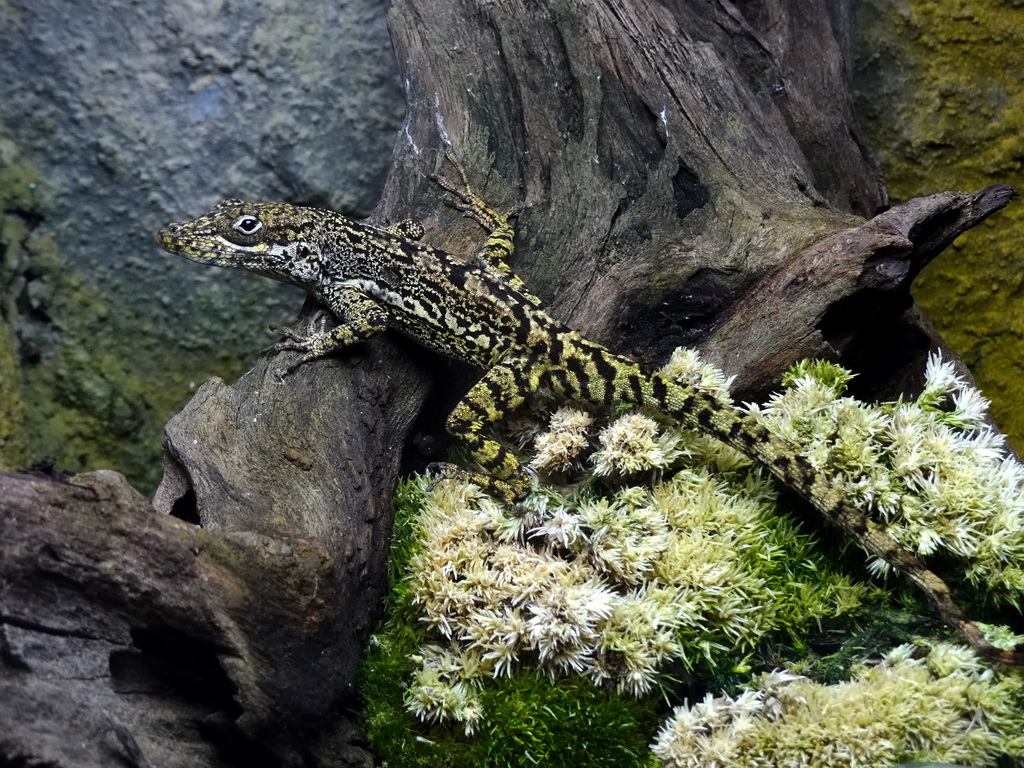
top-left (1, 0), bottom-right (1018, 765)
top-left (1, 469), bottom-right (365, 767)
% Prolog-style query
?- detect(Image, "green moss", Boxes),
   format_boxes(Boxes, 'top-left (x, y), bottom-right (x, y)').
top-left (474, 674), bottom-right (660, 768)
top-left (0, 333), bottom-right (25, 470)
top-left (364, 350), bottom-right (1024, 767)
top-left (363, 627), bottom-right (661, 768)
top-left (0, 315), bottom-right (28, 469)
top-left (0, 144), bottom-right (47, 470)
top-left (360, 479), bottom-right (662, 768)
top-left (855, 0), bottom-right (1024, 455)
top-left (653, 641), bottom-right (1024, 767)
top-left (360, 436), bottom-right (873, 764)
top-left (783, 587), bottom-right (931, 686)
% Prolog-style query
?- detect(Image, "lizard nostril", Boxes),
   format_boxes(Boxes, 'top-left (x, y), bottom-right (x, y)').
top-left (157, 224), bottom-right (182, 244)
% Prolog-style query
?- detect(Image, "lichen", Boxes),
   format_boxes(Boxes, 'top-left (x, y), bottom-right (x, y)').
top-left (11, 228), bottom-right (256, 490)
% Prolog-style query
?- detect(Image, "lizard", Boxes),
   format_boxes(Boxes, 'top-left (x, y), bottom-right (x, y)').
top-left (159, 147), bottom-right (1024, 666)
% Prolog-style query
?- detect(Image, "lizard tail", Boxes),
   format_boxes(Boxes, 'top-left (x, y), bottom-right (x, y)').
top-left (638, 368), bottom-right (1024, 666)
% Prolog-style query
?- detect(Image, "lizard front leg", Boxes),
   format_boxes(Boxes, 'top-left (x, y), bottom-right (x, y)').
top-left (268, 287), bottom-right (388, 375)
top-left (384, 219), bottom-right (425, 240)
top-left (430, 353), bottom-right (546, 504)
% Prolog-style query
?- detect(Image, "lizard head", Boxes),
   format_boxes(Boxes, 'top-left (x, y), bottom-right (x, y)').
top-left (158, 199), bottom-right (327, 286)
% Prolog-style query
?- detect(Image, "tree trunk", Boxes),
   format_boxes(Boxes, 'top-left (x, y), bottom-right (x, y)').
top-left (1, 1), bottom-right (1015, 766)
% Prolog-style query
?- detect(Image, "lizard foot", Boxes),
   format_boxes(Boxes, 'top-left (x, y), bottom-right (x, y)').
top-left (430, 148), bottom-right (516, 232)
top-left (425, 461), bottom-right (531, 506)
top-left (263, 329), bottom-right (335, 375)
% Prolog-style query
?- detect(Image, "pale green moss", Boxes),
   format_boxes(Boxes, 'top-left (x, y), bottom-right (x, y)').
top-left (750, 354), bottom-right (1024, 605)
top-left (386, 350), bottom-right (873, 738)
top-left (359, 479), bottom-right (662, 768)
top-left (365, 348), bottom-right (1024, 767)
top-left (399, 458), bottom-right (866, 729)
top-left (653, 641), bottom-right (1024, 767)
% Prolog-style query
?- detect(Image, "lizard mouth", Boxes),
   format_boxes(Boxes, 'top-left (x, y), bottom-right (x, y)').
top-left (157, 226), bottom-right (237, 264)
top-left (157, 231), bottom-right (236, 267)
top-left (157, 226), bottom-right (184, 253)
top-left (157, 222), bottom-right (200, 254)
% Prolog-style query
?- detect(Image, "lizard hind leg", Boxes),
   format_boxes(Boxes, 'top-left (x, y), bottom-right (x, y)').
top-left (430, 148), bottom-right (541, 306)
top-left (428, 354), bottom-right (545, 505)
top-left (430, 147), bottom-right (510, 233)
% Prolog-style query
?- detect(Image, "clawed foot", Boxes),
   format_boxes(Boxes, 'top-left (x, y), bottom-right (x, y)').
top-left (264, 314), bottom-right (333, 376)
top-left (430, 148), bottom-right (519, 231)
top-left (425, 461), bottom-right (532, 506)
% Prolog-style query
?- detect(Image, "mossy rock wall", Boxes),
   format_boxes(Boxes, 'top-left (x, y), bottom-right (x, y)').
top-left (854, 0), bottom-right (1024, 453)
top-left (5, 0), bottom-right (1024, 489)
top-left (0, 0), bottom-right (404, 490)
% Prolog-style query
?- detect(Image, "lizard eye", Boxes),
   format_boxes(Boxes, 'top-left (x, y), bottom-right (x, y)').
top-left (232, 215), bottom-right (262, 236)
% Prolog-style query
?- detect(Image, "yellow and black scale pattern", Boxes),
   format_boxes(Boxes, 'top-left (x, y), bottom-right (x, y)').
top-left (160, 148), bottom-right (1022, 665)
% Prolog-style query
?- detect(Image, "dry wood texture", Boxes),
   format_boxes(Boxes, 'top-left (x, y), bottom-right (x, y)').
top-left (1, 0), bottom-right (1016, 766)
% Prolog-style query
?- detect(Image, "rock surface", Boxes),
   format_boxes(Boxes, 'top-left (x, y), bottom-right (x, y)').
top-left (0, 0), bottom-right (404, 488)
top-left (853, 0), bottom-right (1024, 454)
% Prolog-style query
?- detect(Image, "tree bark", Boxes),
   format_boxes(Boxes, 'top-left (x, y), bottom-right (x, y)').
top-left (1, 0), bottom-right (1017, 766)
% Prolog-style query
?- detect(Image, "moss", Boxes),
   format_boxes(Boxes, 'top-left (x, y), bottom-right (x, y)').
top-left (0, 318), bottom-right (28, 469)
top-left (360, 402), bottom-right (871, 764)
top-left (363, 628), bottom-right (662, 768)
top-left (653, 642), bottom-right (1024, 768)
top-left (364, 349), bottom-right (1024, 767)
top-left (854, 0), bottom-right (1024, 455)
top-left (752, 355), bottom-right (1024, 607)
top-left (0, 143), bottom-right (47, 470)
top-left (360, 479), bottom-right (663, 768)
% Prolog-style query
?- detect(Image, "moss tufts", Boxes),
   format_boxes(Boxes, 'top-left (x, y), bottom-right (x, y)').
top-left (653, 642), bottom-right (1024, 767)
top-left (362, 349), bottom-right (1024, 767)
top-left (360, 479), bottom-right (662, 768)
top-left (751, 353), bottom-right (1024, 606)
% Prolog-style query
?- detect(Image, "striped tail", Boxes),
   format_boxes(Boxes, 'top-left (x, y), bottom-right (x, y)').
top-left (630, 363), bottom-right (1023, 665)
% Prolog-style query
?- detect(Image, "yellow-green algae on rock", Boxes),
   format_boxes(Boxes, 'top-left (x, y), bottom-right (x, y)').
top-left (0, 141), bottom-right (44, 470)
top-left (855, 0), bottom-right (1024, 455)
top-left (0, 138), bottom-right (269, 489)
